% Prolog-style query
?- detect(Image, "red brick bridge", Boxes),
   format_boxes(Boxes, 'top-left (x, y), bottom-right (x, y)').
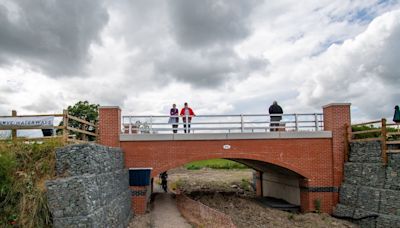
top-left (97, 103), bottom-right (351, 215)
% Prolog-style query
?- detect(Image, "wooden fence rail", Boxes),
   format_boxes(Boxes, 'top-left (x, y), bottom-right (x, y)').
top-left (0, 109), bottom-right (98, 144)
top-left (347, 118), bottom-right (400, 165)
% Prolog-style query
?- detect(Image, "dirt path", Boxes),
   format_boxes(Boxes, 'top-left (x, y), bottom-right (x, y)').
top-left (151, 193), bottom-right (192, 228)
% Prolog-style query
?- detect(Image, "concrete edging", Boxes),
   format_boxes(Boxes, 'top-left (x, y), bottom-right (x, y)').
top-left (120, 131), bottom-right (332, 141)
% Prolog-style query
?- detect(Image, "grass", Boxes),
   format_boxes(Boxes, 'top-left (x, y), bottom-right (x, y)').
top-left (0, 138), bottom-right (64, 228)
top-left (184, 159), bottom-right (247, 170)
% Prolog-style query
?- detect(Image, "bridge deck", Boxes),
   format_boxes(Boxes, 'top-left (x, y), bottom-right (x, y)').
top-left (120, 131), bottom-right (332, 141)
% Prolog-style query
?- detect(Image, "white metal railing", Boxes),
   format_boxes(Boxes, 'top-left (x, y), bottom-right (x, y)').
top-left (121, 113), bottom-right (324, 134)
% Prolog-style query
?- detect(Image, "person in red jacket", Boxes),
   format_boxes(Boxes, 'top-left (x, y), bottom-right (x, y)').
top-left (180, 102), bottom-right (195, 133)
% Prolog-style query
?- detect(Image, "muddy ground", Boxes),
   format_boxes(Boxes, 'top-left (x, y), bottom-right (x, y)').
top-left (130, 167), bottom-right (358, 228)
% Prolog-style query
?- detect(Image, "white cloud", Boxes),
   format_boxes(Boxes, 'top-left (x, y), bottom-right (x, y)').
top-left (0, 0), bottom-right (399, 124)
top-left (297, 9), bottom-right (400, 119)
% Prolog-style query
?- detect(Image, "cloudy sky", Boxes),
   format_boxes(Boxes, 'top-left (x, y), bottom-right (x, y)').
top-left (0, 0), bottom-right (399, 121)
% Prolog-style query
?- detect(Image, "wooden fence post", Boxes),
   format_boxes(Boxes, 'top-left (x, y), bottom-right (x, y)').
top-left (344, 123), bottom-right (351, 162)
top-left (381, 118), bottom-right (388, 165)
top-left (82, 123), bottom-right (87, 141)
top-left (95, 123), bottom-right (99, 143)
top-left (11, 110), bottom-right (17, 140)
top-left (63, 110), bottom-right (69, 143)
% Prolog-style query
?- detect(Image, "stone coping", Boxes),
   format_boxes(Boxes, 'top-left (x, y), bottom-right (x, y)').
top-left (99, 106), bottom-right (121, 109)
top-left (120, 131), bottom-right (332, 141)
top-left (322, 103), bottom-right (351, 108)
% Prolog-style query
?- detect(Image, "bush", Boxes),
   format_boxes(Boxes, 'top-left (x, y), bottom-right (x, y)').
top-left (352, 125), bottom-right (399, 140)
top-left (314, 199), bottom-right (322, 214)
top-left (0, 139), bottom-right (64, 228)
top-left (351, 125), bottom-right (381, 139)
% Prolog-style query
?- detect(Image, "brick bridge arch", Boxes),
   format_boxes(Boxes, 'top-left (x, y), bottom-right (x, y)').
top-left (153, 154), bottom-right (309, 179)
top-left (98, 103), bottom-right (351, 215)
top-left (120, 136), bottom-right (334, 212)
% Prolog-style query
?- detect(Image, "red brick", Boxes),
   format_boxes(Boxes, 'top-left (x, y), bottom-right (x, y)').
top-left (98, 104), bottom-right (351, 214)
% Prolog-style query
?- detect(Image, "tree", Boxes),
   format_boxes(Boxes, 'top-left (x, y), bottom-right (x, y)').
top-left (67, 101), bottom-right (99, 124)
top-left (60, 101), bottom-right (99, 141)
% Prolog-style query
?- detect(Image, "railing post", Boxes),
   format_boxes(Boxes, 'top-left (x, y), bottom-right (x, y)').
top-left (295, 114), bottom-right (298, 131)
top-left (62, 109), bottom-right (69, 143)
top-left (241, 114), bottom-right (244, 133)
top-left (150, 116), bottom-right (153, 134)
top-left (381, 118), bottom-right (388, 165)
top-left (185, 114), bottom-right (189, 133)
top-left (11, 110), bottom-right (17, 140)
top-left (314, 113), bottom-right (319, 131)
top-left (129, 117), bottom-right (132, 134)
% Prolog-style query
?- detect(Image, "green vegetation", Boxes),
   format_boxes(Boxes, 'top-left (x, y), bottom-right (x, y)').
top-left (240, 179), bottom-right (251, 191)
top-left (59, 100), bottom-right (99, 140)
top-left (314, 199), bottom-right (322, 214)
top-left (352, 125), bottom-right (381, 139)
top-left (171, 179), bottom-right (185, 192)
top-left (184, 159), bottom-right (247, 170)
top-left (0, 139), bottom-right (63, 227)
top-left (352, 125), bottom-right (399, 140)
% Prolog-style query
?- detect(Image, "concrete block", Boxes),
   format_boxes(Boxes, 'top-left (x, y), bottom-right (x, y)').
top-left (339, 184), bottom-right (358, 205)
top-left (349, 141), bottom-right (382, 163)
top-left (376, 214), bottom-right (400, 228)
top-left (55, 144), bottom-right (123, 176)
top-left (360, 163), bottom-right (386, 188)
top-left (385, 166), bottom-right (400, 190)
top-left (46, 176), bottom-right (92, 217)
top-left (333, 203), bottom-right (354, 218)
top-left (344, 163), bottom-right (363, 185)
top-left (356, 187), bottom-right (381, 213)
top-left (379, 189), bottom-right (400, 216)
top-left (353, 209), bottom-right (379, 228)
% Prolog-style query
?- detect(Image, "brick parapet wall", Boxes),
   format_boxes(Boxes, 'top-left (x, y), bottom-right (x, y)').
top-left (176, 193), bottom-right (236, 228)
top-left (46, 144), bottom-right (132, 227)
top-left (323, 103), bottom-right (351, 211)
top-left (323, 103), bottom-right (351, 186)
top-left (99, 107), bottom-right (121, 147)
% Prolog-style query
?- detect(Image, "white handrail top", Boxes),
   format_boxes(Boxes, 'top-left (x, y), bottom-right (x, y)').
top-left (122, 113), bottom-right (323, 118)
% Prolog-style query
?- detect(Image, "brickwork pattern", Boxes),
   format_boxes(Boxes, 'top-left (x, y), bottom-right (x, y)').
top-left (122, 138), bottom-right (336, 213)
top-left (323, 104), bottom-right (351, 210)
top-left (98, 105), bottom-right (351, 214)
top-left (46, 144), bottom-right (131, 228)
top-left (334, 141), bottom-right (400, 227)
top-left (129, 186), bottom-right (149, 215)
top-left (323, 104), bottom-right (351, 186)
top-left (99, 107), bottom-right (121, 147)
